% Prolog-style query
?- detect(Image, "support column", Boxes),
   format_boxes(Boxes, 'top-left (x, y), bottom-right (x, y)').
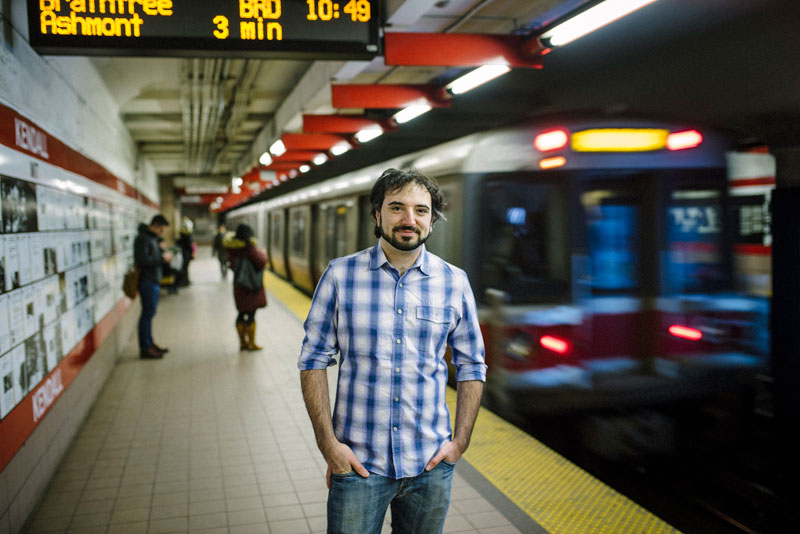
top-left (158, 176), bottom-right (178, 245)
top-left (770, 146), bottom-right (800, 500)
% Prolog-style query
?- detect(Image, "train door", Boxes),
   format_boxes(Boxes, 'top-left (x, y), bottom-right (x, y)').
top-left (577, 176), bottom-right (657, 370)
top-left (314, 200), bottom-right (357, 284)
top-left (287, 206), bottom-right (314, 293)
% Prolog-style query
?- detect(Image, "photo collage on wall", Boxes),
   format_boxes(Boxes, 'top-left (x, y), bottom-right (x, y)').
top-left (0, 174), bottom-right (136, 420)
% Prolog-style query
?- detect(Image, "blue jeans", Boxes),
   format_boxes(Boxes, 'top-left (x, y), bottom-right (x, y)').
top-left (138, 277), bottom-right (160, 351)
top-left (327, 461), bottom-right (455, 534)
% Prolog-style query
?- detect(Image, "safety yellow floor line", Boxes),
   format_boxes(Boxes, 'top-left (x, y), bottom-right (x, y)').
top-left (267, 270), bottom-right (681, 534)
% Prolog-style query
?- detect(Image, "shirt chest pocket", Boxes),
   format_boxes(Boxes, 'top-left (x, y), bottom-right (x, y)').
top-left (416, 306), bottom-right (455, 326)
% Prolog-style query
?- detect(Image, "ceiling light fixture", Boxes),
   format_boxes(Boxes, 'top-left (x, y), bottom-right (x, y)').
top-left (355, 127), bottom-right (383, 143)
top-left (299, 164), bottom-right (311, 173)
top-left (445, 65), bottom-right (511, 95)
top-left (330, 142), bottom-right (352, 156)
top-left (259, 151), bottom-right (273, 166)
top-left (269, 139), bottom-right (286, 156)
top-left (313, 154), bottom-right (329, 165)
top-left (540, 0), bottom-right (659, 47)
top-left (393, 103), bottom-right (432, 124)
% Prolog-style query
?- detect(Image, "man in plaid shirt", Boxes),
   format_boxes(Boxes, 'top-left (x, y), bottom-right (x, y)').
top-left (299, 168), bottom-right (486, 533)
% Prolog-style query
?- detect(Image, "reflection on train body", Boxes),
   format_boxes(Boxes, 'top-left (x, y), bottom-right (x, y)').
top-left (226, 120), bottom-right (770, 426)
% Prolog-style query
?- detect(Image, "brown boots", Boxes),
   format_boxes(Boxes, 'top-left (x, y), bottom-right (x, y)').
top-left (236, 323), bottom-right (247, 350)
top-left (236, 322), bottom-right (262, 351)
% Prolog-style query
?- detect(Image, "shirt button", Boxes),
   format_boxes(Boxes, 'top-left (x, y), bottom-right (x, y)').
top-left (399, 283), bottom-right (403, 287)
top-left (393, 426), bottom-right (398, 431)
top-left (394, 397), bottom-right (399, 402)
top-left (397, 309), bottom-right (403, 314)
top-left (395, 368), bottom-right (400, 372)
top-left (396, 338), bottom-right (401, 344)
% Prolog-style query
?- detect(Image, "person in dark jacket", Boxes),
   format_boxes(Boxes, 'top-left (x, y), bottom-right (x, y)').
top-left (175, 217), bottom-right (194, 287)
top-left (134, 214), bottom-right (173, 359)
top-left (211, 224), bottom-right (229, 280)
top-left (224, 224), bottom-right (267, 350)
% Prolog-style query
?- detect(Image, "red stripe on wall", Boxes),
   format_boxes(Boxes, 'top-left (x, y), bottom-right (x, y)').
top-left (729, 176), bottom-right (775, 187)
top-left (0, 299), bottom-right (131, 471)
top-left (735, 244), bottom-right (772, 256)
top-left (0, 103), bottom-right (158, 209)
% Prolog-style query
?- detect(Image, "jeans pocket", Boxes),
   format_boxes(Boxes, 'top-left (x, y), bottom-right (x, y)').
top-left (439, 459), bottom-right (456, 467)
top-left (330, 470), bottom-right (357, 479)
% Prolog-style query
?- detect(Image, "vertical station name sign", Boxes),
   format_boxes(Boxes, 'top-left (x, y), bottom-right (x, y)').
top-left (28, 0), bottom-right (380, 59)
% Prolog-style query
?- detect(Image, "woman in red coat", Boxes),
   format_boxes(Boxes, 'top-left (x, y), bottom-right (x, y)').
top-left (224, 224), bottom-right (267, 350)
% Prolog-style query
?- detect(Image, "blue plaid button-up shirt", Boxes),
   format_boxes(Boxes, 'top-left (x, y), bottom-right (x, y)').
top-left (298, 243), bottom-right (487, 479)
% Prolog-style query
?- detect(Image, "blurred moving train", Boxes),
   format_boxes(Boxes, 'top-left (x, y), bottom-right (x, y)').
top-left (226, 118), bottom-right (772, 419)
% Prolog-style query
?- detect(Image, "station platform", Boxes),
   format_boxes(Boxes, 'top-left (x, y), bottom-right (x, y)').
top-left (21, 250), bottom-right (682, 534)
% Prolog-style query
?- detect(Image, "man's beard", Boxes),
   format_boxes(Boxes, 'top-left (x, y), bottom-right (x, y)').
top-left (379, 223), bottom-right (430, 252)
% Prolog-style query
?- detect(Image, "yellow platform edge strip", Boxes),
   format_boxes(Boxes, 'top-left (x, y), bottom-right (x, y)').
top-left (267, 270), bottom-right (681, 534)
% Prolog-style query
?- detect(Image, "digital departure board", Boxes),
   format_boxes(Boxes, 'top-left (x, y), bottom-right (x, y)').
top-left (28, 0), bottom-right (381, 59)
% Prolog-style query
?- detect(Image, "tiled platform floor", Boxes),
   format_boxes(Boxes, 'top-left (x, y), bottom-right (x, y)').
top-left (20, 250), bottom-right (525, 534)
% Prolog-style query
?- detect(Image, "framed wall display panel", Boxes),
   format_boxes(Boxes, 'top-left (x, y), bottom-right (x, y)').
top-left (0, 102), bottom-right (158, 473)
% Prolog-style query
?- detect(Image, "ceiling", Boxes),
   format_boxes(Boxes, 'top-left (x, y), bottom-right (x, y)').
top-left (85, 0), bottom-right (800, 207)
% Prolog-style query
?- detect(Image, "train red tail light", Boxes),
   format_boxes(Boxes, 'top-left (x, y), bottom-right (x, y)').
top-left (668, 324), bottom-right (703, 341)
top-left (534, 129), bottom-right (569, 151)
top-left (666, 130), bottom-right (703, 150)
top-left (539, 335), bottom-right (572, 355)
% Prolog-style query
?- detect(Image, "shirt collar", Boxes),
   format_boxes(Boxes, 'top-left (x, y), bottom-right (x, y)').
top-left (369, 241), bottom-right (430, 276)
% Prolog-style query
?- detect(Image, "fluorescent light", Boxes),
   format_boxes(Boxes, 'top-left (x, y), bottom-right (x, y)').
top-left (232, 176), bottom-right (243, 187)
top-left (355, 127), bottom-right (383, 143)
top-left (393, 104), bottom-right (432, 124)
top-left (259, 151), bottom-right (273, 166)
top-left (269, 139), bottom-right (286, 156)
top-left (330, 142), bottom-right (352, 156)
top-left (541, 0), bottom-right (658, 47)
top-left (299, 164), bottom-right (311, 173)
top-left (313, 154), bottom-right (329, 165)
top-left (445, 65), bottom-right (511, 95)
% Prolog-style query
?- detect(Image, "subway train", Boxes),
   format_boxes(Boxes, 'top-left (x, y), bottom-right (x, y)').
top-left (226, 118), bottom-right (770, 420)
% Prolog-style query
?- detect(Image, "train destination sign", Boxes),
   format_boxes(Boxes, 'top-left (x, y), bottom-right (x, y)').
top-left (28, 0), bottom-right (381, 59)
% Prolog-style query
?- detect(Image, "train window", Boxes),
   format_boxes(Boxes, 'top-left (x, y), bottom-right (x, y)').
top-left (480, 178), bottom-right (570, 303)
top-left (324, 205), bottom-right (349, 261)
top-left (582, 190), bottom-right (640, 294)
top-left (665, 188), bottom-right (728, 294)
top-left (271, 212), bottom-right (282, 248)
top-left (290, 209), bottom-right (307, 256)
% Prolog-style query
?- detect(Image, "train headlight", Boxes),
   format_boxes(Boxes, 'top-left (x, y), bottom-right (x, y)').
top-left (504, 334), bottom-right (534, 360)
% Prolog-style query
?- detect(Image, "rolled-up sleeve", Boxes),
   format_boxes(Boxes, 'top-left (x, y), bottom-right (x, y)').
top-left (448, 272), bottom-right (487, 382)
top-left (298, 265), bottom-right (340, 370)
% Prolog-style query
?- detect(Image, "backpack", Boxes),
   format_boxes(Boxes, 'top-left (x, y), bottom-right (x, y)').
top-left (234, 257), bottom-right (263, 292)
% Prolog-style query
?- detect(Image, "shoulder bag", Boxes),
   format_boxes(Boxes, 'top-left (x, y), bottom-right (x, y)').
top-left (122, 265), bottom-right (140, 298)
top-left (234, 257), bottom-right (263, 292)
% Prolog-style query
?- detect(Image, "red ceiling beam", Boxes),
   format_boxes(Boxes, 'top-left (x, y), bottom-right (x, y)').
top-left (303, 114), bottom-right (393, 133)
top-left (331, 84), bottom-right (450, 110)
top-left (263, 162), bottom-right (303, 171)
top-left (281, 133), bottom-right (349, 151)
top-left (384, 32), bottom-right (544, 69)
top-left (272, 150), bottom-right (320, 162)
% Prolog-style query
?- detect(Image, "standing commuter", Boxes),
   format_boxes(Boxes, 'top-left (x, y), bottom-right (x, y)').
top-left (298, 168), bottom-right (487, 533)
top-left (225, 224), bottom-right (268, 350)
top-left (176, 216), bottom-right (194, 287)
top-left (134, 214), bottom-right (173, 359)
top-left (212, 224), bottom-right (229, 280)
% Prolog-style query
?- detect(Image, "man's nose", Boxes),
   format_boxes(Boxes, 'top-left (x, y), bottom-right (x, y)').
top-left (401, 209), bottom-right (416, 225)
